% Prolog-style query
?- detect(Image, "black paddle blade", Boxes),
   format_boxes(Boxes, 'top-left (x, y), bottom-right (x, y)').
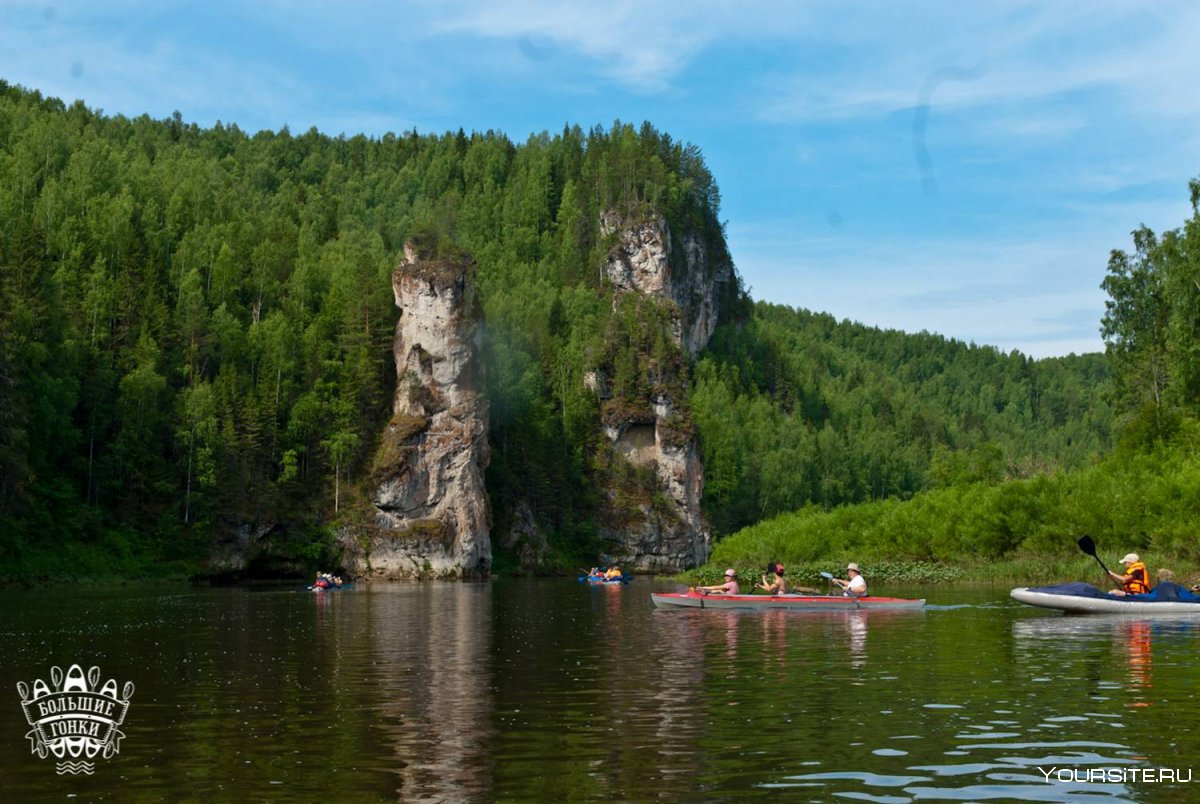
top-left (1077, 534), bottom-right (1119, 589)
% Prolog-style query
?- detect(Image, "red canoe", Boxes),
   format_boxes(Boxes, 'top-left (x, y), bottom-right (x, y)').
top-left (651, 591), bottom-right (925, 611)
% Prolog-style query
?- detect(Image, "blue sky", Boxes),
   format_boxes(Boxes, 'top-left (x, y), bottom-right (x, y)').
top-left (4, 1), bottom-right (1198, 357)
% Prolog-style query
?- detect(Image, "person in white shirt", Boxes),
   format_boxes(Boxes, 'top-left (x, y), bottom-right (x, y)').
top-left (833, 562), bottom-right (867, 597)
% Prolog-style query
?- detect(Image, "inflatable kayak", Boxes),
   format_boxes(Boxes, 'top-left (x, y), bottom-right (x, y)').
top-left (651, 591), bottom-right (924, 611)
top-left (578, 575), bottom-right (629, 584)
top-left (308, 581), bottom-right (352, 592)
top-left (1011, 581), bottom-right (1200, 614)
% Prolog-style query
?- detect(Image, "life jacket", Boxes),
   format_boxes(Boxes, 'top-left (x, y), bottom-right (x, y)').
top-left (1125, 561), bottom-right (1150, 595)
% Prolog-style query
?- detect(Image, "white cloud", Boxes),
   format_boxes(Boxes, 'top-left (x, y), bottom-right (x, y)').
top-left (428, 0), bottom-right (820, 92)
top-left (757, 1), bottom-right (1200, 124)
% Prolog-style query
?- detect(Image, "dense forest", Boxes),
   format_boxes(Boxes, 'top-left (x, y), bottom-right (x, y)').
top-left (693, 304), bottom-right (1110, 536)
top-left (0, 81), bottom-right (1116, 578)
top-left (703, 181), bottom-right (1200, 580)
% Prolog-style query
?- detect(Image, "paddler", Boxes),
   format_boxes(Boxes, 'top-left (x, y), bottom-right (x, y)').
top-left (832, 562), bottom-right (868, 597)
top-left (1108, 553), bottom-right (1150, 596)
top-left (756, 562), bottom-right (787, 595)
top-left (696, 568), bottom-right (740, 596)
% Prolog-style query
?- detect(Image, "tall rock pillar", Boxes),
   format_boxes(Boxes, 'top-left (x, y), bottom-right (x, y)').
top-left (344, 240), bottom-right (491, 578)
top-left (591, 209), bottom-right (734, 572)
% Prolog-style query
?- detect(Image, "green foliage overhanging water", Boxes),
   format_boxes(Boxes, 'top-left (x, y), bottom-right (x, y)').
top-left (697, 406), bottom-right (1200, 585)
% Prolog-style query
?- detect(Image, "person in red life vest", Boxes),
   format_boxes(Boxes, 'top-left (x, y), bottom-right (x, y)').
top-left (1109, 553), bottom-right (1150, 596)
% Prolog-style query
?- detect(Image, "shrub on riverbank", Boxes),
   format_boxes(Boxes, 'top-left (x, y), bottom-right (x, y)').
top-left (692, 440), bottom-right (1200, 585)
top-left (0, 525), bottom-right (203, 583)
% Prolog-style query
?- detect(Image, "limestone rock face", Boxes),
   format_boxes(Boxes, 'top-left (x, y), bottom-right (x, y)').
top-left (592, 210), bottom-right (729, 571)
top-left (343, 242), bottom-right (491, 579)
top-left (601, 209), bottom-right (733, 357)
top-left (601, 398), bottom-right (711, 573)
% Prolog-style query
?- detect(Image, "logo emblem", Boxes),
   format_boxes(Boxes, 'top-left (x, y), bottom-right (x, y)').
top-left (17, 664), bottom-right (134, 775)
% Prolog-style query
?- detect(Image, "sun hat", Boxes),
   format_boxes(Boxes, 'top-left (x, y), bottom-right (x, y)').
top-left (847, 562), bottom-right (860, 572)
top-left (1120, 553), bottom-right (1140, 564)
top-left (724, 568), bottom-right (736, 577)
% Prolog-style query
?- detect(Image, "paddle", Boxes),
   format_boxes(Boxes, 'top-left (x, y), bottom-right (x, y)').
top-left (1077, 535), bottom-right (1123, 591)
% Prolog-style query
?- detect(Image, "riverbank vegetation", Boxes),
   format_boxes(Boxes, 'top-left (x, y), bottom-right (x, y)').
top-left (692, 304), bottom-right (1110, 536)
top-left (689, 438), bottom-right (1200, 586)
top-left (694, 179), bottom-right (1200, 583)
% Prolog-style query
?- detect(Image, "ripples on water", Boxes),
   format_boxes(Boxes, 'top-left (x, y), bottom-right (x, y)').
top-left (2, 583), bottom-right (1199, 800)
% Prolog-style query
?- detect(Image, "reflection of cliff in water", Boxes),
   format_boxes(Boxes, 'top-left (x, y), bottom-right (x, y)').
top-left (365, 583), bottom-right (494, 800)
top-left (643, 606), bottom-right (713, 784)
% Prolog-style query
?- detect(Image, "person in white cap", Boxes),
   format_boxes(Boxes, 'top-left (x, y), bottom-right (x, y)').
top-left (833, 562), bottom-right (867, 597)
top-left (696, 568), bottom-right (740, 596)
top-left (1108, 553), bottom-right (1149, 596)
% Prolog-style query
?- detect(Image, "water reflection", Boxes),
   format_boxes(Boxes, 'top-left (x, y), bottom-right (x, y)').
top-left (643, 603), bottom-right (710, 786)
top-left (847, 611), bottom-right (868, 668)
top-left (761, 609), bottom-right (788, 668)
top-left (1012, 613), bottom-right (1200, 711)
top-left (365, 583), bottom-right (494, 800)
top-left (6, 584), bottom-right (1200, 800)
top-left (1012, 619), bottom-right (1161, 705)
top-left (1124, 621), bottom-right (1151, 702)
top-left (701, 610), bottom-right (741, 661)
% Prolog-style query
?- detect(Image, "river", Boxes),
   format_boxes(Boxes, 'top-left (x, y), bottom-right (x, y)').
top-left (3, 579), bottom-right (1198, 801)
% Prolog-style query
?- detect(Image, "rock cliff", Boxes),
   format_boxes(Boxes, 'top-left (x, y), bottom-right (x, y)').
top-left (599, 398), bottom-right (710, 572)
top-left (589, 209), bottom-right (731, 571)
top-left (600, 209), bottom-right (733, 357)
top-left (343, 240), bottom-right (491, 579)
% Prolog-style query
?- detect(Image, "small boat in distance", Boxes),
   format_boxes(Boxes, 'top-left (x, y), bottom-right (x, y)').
top-left (309, 571), bottom-right (347, 592)
top-left (579, 574), bottom-right (629, 585)
top-left (651, 591), bottom-right (924, 611)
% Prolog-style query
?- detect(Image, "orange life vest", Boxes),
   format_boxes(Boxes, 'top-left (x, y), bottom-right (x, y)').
top-left (1124, 561), bottom-right (1149, 595)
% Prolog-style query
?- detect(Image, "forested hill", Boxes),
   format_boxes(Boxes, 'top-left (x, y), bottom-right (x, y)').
top-left (692, 303), bottom-right (1111, 536)
top-left (0, 81), bottom-right (1111, 577)
top-left (696, 181), bottom-right (1200, 577)
top-left (0, 80), bottom-right (736, 575)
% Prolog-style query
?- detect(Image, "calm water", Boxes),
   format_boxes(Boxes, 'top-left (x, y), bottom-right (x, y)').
top-left (3, 579), bottom-right (1200, 801)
